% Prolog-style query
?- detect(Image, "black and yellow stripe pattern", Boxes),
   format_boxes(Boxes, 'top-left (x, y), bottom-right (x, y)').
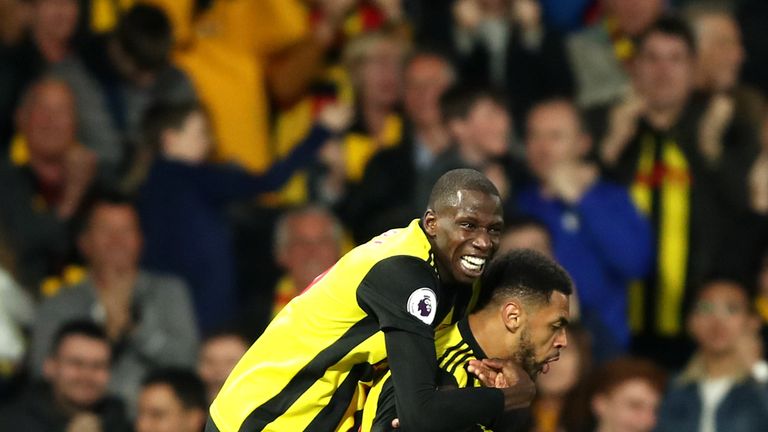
top-left (209, 219), bottom-right (458, 431)
top-left (361, 319), bottom-right (491, 432)
top-left (628, 133), bottom-right (691, 337)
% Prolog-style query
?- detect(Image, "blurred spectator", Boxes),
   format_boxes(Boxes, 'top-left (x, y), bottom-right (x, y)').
top-left (0, 0), bottom-right (79, 149)
top-left (518, 98), bottom-right (652, 356)
top-left (587, 16), bottom-right (759, 369)
top-left (0, 320), bottom-right (132, 432)
top-left (686, 1), bottom-right (764, 130)
top-left (53, 4), bottom-right (196, 178)
top-left (567, 0), bottom-right (666, 107)
top-left (271, 205), bottom-right (343, 318)
top-left (29, 192), bottom-right (198, 413)
top-left (590, 357), bottom-right (667, 432)
top-left (756, 250), bottom-right (768, 353)
top-left (314, 29), bottom-right (409, 205)
top-left (656, 279), bottom-right (768, 432)
top-left (501, 214), bottom-right (591, 322)
top-left (528, 324), bottom-right (593, 432)
top-left (135, 368), bottom-right (207, 432)
top-left (737, 0), bottom-right (768, 99)
top-left (538, 0), bottom-right (598, 34)
top-left (428, 85), bottom-right (526, 205)
top-left (416, 0), bottom-right (574, 123)
top-left (269, 0), bottom-right (414, 207)
top-left (0, 241), bottom-right (35, 399)
top-left (137, 101), bottom-right (349, 334)
top-left (686, 2), bottom-right (745, 94)
top-left (346, 50), bottom-right (455, 242)
top-left (499, 215), bottom-right (553, 257)
top-left (174, 0), bottom-right (349, 174)
top-left (0, 0), bottom-right (30, 47)
top-left (0, 77), bottom-right (96, 290)
top-left (196, 332), bottom-right (248, 405)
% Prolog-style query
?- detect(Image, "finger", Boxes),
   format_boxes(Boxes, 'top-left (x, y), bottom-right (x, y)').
top-left (481, 358), bottom-right (505, 369)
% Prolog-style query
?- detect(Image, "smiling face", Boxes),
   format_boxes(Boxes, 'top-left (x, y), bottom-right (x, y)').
top-left (515, 291), bottom-right (570, 379)
top-left (424, 189), bottom-right (503, 284)
top-left (44, 335), bottom-right (111, 409)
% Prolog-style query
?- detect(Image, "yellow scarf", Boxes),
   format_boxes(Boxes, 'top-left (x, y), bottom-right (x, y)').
top-left (629, 133), bottom-right (691, 336)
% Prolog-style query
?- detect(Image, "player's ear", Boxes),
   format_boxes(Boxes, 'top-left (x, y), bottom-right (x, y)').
top-left (423, 209), bottom-right (438, 237)
top-left (502, 301), bottom-right (522, 333)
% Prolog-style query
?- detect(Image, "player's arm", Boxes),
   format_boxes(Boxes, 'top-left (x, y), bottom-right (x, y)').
top-left (358, 257), bottom-right (531, 432)
top-left (384, 329), bottom-right (503, 431)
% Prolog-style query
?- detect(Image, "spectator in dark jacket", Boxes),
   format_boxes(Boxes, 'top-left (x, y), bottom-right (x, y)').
top-left (656, 279), bottom-right (768, 432)
top-left (0, 77), bottom-right (97, 290)
top-left (517, 98), bottom-right (652, 359)
top-left (0, 320), bottom-right (132, 432)
top-left (137, 101), bottom-right (350, 334)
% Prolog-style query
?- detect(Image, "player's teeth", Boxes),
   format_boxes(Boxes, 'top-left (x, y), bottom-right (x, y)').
top-left (463, 256), bottom-right (486, 266)
top-left (460, 257), bottom-right (483, 271)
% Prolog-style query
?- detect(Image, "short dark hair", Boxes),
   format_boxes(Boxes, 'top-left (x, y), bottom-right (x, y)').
top-left (687, 277), bottom-right (755, 316)
top-left (201, 329), bottom-right (251, 347)
top-left (142, 368), bottom-right (207, 411)
top-left (50, 320), bottom-right (110, 358)
top-left (477, 249), bottom-right (573, 309)
top-left (427, 168), bottom-right (500, 212)
top-left (75, 188), bottom-right (138, 236)
top-left (440, 85), bottom-right (508, 123)
top-left (503, 215), bottom-right (552, 241)
top-left (637, 15), bottom-right (697, 56)
top-left (115, 4), bottom-right (173, 72)
top-left (141, 101), bottom-right (203, 154)
top-left (590, 357), bottom-right (667, 398)
top-left (526, 97), bottom-right (587, 134)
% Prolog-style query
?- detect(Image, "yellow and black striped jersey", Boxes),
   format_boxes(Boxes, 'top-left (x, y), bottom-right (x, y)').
top-left (361, 318), bottom-right (492, 432)
top-left (208, 219), bottom-right (478, 431)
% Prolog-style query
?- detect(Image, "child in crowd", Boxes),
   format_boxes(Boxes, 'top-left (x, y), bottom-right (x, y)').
top-left (136, 101), bottom-right (351, 334)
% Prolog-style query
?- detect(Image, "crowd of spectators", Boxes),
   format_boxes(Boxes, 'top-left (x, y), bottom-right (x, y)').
top-left (2, 0), bottom-right (768, 430)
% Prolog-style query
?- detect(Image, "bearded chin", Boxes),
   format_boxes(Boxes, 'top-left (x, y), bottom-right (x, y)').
top-left (514, 328), bottom-right (540, 380)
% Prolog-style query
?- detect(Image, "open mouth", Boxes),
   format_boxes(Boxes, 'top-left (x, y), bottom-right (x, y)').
top-left (540, 356), bottom-right (560, 375)
top-left (459, 255), bottom-right (487, 276)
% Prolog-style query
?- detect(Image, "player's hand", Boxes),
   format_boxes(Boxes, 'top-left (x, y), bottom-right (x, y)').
top-left (392, 418), bottom-right (400, 429)
top-left (468, 358), bottom-right (536, 410)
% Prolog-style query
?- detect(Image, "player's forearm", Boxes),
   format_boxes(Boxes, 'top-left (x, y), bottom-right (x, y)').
top-left (385, 330), bottom-right (504, 431)
top-left (398, 386), bottom-right (504, 432)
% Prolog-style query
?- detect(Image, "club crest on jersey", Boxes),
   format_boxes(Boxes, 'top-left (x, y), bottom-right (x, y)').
top-left (407, 288), bottom-right (437, 325)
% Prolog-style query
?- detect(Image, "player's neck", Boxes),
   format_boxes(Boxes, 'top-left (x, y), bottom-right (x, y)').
top-left (468, 309), bottom-right (509, 359)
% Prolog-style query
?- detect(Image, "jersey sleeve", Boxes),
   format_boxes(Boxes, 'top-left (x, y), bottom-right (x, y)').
top-left (356, 256), bottom-right (441, 339)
